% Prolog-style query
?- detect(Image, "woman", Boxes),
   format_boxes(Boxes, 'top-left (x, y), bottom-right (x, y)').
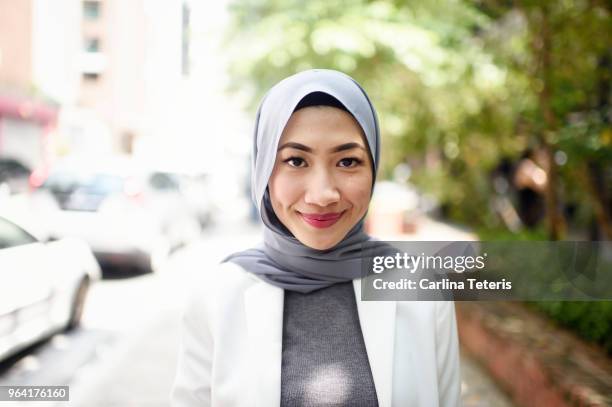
top-left (171, 69), bottom-right (461, 406)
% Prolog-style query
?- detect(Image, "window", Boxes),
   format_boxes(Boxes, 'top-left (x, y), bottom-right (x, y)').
top-left (0, 217), bottom-right (37, 249)
top-left (84, 38), bottom-right (100, 53)
top-left (83, 1), bottom-right (101, 20)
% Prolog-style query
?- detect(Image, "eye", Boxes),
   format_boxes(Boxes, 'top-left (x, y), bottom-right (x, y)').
top-left (283, 157), bottom-right (307, 168)
top-left (338, 157), bottom-right (363, 168)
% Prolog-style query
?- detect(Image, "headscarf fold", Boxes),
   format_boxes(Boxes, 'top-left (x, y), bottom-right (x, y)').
top-left (223, 69), bottom-right (387, 293)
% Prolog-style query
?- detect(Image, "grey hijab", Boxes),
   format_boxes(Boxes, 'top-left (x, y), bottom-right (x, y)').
top-left (223, 69), bottom-right (383, 293)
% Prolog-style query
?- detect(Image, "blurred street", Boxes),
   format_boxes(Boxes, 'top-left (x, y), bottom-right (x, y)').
top-left (1, 1), bottom-right (609, 406)
top-left (0, 216), bottom-right (515, 407)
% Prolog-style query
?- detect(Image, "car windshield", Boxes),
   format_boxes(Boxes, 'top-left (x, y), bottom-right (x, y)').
top-left (41, 171), bottom-right (127, 211)
top-left (43, 172), bottom-right (124, 195)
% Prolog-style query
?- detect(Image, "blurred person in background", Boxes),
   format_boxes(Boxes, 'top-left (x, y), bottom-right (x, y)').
top-left (171, 70), bottom-right (461, 406)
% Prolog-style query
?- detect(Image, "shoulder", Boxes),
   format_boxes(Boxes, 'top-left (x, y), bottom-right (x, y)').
top-left (395, 299), bottom-right (456, 317)
top-left (394, 300), bottom-right (457, 340)
top-left (394, 301), bottom-right (457, 352)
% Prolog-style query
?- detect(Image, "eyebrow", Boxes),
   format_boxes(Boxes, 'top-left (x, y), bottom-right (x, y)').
top-left (277, 142), bottom-right (366, 154)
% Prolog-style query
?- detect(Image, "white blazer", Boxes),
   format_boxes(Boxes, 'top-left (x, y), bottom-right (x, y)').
top-left (171, 262), bottom-right (462, 407)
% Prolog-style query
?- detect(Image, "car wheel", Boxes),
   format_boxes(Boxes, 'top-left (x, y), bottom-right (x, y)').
top-left (66, 277), bottom-right (90, 331)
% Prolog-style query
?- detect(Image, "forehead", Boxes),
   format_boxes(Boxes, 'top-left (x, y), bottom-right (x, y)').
top-left (279, 106), bottom-right (366, 146)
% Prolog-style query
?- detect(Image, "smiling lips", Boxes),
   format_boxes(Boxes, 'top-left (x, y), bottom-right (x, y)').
top-left (299, 211), bottom-right (345, 228)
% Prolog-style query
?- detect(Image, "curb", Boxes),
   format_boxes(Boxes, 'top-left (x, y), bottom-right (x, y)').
top-left (456, 302), bottom-right (612, 407)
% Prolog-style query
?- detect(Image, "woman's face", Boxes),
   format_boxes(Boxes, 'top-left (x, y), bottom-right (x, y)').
top-left (268, 106), bottom-right (373, 250)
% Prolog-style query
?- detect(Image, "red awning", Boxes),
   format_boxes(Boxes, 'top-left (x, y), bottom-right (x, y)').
top-left (0, 94), bottom-right (58, 125)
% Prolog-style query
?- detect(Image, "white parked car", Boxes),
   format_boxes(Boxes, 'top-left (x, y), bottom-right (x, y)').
top-left (0, 213), bottom-right (101, 362)
top-left (34, 155), bottom-right (202, 273)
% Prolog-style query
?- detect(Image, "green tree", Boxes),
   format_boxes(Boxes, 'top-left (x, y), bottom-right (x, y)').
top-left (476, 0), bottom-right (612, 239)
top-left (225, 0), bottom-right (611, 239)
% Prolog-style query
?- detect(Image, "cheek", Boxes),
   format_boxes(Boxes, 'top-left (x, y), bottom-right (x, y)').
top-left (269, 169), bottom-right (302, 209)
top-left (343, 173), bottom-right (372, 209)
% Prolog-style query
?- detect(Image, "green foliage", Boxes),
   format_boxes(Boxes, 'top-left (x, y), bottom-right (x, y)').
top-left (476, 225), bottom-right (548, 241)
top-left (226, 0), bottom-right (610, 236)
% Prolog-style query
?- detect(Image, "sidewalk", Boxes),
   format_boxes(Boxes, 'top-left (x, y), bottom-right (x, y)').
top-left (457, 301), bottom-right (612, 407)
top-left (461, 351), bottom-right (515, 407)
top-left (68, 310), bottom-right (180, 407)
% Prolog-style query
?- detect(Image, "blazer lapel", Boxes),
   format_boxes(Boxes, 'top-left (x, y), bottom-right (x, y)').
top-left (353, 279), bottom-right (397, 407)
top-left (244, 280), bottom-right (284, 407)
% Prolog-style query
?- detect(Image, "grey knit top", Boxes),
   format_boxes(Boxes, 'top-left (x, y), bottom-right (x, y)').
top-left (280, 281), bottom-right (379, 406)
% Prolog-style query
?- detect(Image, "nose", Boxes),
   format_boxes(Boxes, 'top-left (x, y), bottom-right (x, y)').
top-left (303, 168), bottom-right (341, 207)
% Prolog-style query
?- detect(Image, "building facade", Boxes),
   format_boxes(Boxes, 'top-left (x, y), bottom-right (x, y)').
top-left (0, 0), bottom-right (186, 163)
